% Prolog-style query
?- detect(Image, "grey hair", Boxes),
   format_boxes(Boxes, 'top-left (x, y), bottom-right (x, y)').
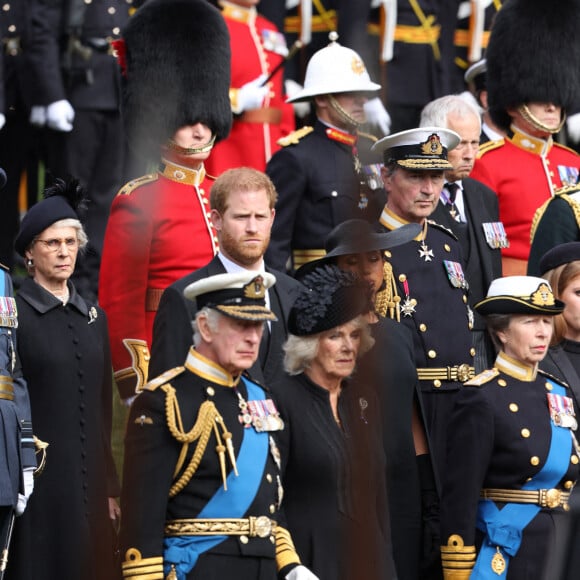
top-left (419, 94), bottom-right (482, 132)
top-left (283, 315), bottom-right (375, 375)
top-left (50, 218), bottom-right (88, 252)
top-left (192, 307), bottom-right (222, 347)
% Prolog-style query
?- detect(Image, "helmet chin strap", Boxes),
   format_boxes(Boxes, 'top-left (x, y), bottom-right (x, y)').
top-left (518, 104), bottom-right (566, 135)
top-left (328, 95), bottom-right (361, 130)
top-left (165, 134), bottom-right (216, 155)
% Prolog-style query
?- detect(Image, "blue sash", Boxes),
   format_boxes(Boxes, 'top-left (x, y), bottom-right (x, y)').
top-left (471, 378), bottom-right (572, 579)
top-left (163, 377), bottom-right (269, 580)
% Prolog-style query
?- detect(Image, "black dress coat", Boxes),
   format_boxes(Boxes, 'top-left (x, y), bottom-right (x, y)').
top-left (430, 177), bottom-right (503, 370)
top-left (271, 372), bottom-right (395, 580)
top-left (265, 120), bottom-right (385, 271)
top-left (7, 278), bottom-right (120, 580)
top-left (148, 255), bottom-right (302, 385)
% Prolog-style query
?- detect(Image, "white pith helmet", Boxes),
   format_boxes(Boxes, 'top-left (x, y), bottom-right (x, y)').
top-left (287, 32), bottom-right (381, 103)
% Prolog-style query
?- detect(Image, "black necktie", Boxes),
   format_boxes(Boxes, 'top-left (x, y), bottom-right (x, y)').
top-left (445, 183), bottom-right (461, 222)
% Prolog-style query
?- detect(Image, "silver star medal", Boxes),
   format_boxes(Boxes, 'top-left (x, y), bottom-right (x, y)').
top-left (418, 241), bottom-right (434, 262)
top-left (401, 297), bottom-right (417, 317)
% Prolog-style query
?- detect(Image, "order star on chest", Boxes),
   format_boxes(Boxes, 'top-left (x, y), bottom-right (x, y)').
top-left (418, 240), bottom-right (434, 262)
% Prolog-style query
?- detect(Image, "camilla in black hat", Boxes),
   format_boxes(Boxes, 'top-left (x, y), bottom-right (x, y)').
top-left (439, 275), bottom-right (577, 580)
top-left (10, 177), bottom-right (121, 580)
top-left (272, 264), bottom-right (397, 580)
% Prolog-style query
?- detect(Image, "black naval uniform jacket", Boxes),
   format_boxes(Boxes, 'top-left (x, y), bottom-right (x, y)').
top-left (149, 255), bottom-right (302, 385)
top-left (265, 120), bottom-right (386, 271)
top-left (440, 353), bottom-right (580, 580)
top-left (541, 342), bottom-right (580, 415)
top-left (120, 349), bottom-right (297, 580)
top-left (430, 177), bottom-right (502, 370)
top-left (378, 210), bottom-right (474, 480)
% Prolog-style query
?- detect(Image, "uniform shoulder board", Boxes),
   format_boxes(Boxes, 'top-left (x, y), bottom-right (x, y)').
top-left (538, 368), bottom-right (570, 388)
top-left (553, 142), bottom-right (579, 155)
top-left (464, 368), bottom-right (499, 386)
top-left (356, 131), bottom-right (378, 143)
top-left (277, 126), bottom-right (314, 147)
top-left (118, 173), bottom-right (158, 196)
top-left (143, 366), bottom-right (185, 392)
top-left (477, 138), bottom-right (505, 158)
top-left (427, 219), bottom-right (458, 240)
top-left (0, 262), bottom-right (9, 272)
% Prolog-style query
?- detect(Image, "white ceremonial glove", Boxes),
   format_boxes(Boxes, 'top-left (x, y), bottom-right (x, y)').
top-left (285, 79), bottom-right (311, 119)
top-left (364, 97), bottom-right (391, 136)
top-left (236, 75), bottom-right (269, 113)
top-left (285, 565), bottom-right (320, 580)
top-left (0, 113), bottom-right (5, 131)
top-left (46, 99), bottom-right (75, 132)
top-left (15, 467), bottom-right (35, 516)
top-left (566, 112), bottom-right (580, 144)
top-left (29, 106), bottom-right (47, 127)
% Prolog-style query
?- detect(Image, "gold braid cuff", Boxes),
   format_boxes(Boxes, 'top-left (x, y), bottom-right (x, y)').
top-left (121, 549), bottom-right (164, 580)
top-left (441, 535), bottom-right (476, 580)
top-left (162, 385), bottom-right (236, 496)
top-left (275, 526), bottom-right (301, 571)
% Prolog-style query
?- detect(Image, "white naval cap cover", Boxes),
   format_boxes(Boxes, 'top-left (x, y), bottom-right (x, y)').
top-left (475, 276), bottom-right (564, 316)
top-left (371, 127), bottom-right (460, 171)
top-left (464, 58), bottom-right (486, 84)
top-left (184, 271), bottom-right (278, 322)
top-left (287, 32), bottom-right (380, 103)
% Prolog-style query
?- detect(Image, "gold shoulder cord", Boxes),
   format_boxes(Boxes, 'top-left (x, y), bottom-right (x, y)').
top-left (375, 260), bottom-right (401, 321)
top-left (163, 384), bottom-right (238, 496)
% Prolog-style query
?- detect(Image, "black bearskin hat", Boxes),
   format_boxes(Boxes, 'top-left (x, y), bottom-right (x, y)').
top-left (121, 0), bottom-right (232, 158)
top-left (486, 0), bottom-right (580, 131)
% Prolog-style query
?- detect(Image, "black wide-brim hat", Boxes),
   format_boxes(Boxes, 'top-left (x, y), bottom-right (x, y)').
top-left (539, 242), bottom-right (580, 276)
top-left (295, 219), bottom-right (421, 280)
top-left (475, 276), bottom-right (564, 316)
top-left (289, 265), bottom-right (371, 336)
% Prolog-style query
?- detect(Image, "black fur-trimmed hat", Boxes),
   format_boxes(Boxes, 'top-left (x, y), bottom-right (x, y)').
top-left (486, 0), bottom-right (580, 131)
top-left (121, 0), bottom-right (232, 158)
top-left (289, 265), bottom-right (371, 336)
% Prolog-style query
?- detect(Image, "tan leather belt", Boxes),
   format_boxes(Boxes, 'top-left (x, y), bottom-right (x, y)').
top-left (238, 108), bottom-right (283, 125)
top-left (481, 488), bottom-right (570, 510)
top-left (417, 364), bottom-right (475, 383)
top-left (0, 376), bottom-right (14, 401)
top-left (165, 516), bottom-right (276, 538)
top-left (292, 249), bottom-right (326, 269)
top-left (145, 288), bottom-right (164, 312)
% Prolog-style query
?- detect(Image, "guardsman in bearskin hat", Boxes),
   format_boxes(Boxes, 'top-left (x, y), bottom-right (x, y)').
top-left (99, 0), bottom-right (232, 405)
top-left (120, 271), bottom-right (318, 580)
top-left (471, 0), bottom-right (580, 277)
top-left (265, 32), bottom-right (388, 273)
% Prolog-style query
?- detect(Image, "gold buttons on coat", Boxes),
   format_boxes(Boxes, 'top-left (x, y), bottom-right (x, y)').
top-left (444, 244), bottom-right (451, 252)
top-left (521, 429), bottom-right (530, 438)
top-left (470, 348), bottom-right (476, 357)
top-left (462, 295), bottom-right (468, 303)
top-left (399, 274), bottom-right (407, 283)
top-left (433, 380), bottom-right (441, 388)
top-left (545, 382), bottom-right (553, 391)
top-left (269, 505), bottom-right (276, 514)
top-left (266, 474), bottom-right (272, 483)
top-left (428, 350), bottom-right (437, 359)
top-left (498, 379), bottom-right (507, 387)
top-left (565, 480), bottom-right (574, 490)
top-left (240, 535), bottom-right (249, 544)
top-left (206, 387), bottom-right (215, 396)
top-left (530, 456), bottom-right (540, 466)
top-left (572, 455), bottom-right (579, 465)
top-left (509, 403), bottom-right (519, 412)
top-left (419, 324), bottom-right (427, 332)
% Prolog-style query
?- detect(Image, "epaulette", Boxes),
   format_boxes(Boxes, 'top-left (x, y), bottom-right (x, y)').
top-left (554, 141), bottom-right (579, 155)
top-left (464, 368), bottom-right (499, 386)
top-left (538, 368), bottom-right (570, 388)
top-left (531, 193), bottom-right (580, 242)
top-left (117, 173), bottom-right (158, 196)
top-left (0, 262), bottom-right (8, 272)
top-left (530, 198), bottom-right (553, 241)
top-left (476, 138), bottom-right (505, 158)
top-left (427, 219), bottom-right (458, 240)
top-left (356, 130), bottom-right (378, 143)
top-left (277, 126), bottom-right (314, 147)
top-left (142, 366), bottom-right (185, 392)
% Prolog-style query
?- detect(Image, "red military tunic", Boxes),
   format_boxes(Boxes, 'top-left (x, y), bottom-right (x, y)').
top-left (204, 1), bottom-right (295, 175)
top-left (99, 160), bottom-right (218, 400)
top-left (471, 126), bottom-right (580, 274)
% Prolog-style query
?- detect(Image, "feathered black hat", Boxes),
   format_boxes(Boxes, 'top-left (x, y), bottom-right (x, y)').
top-left (486, 0), bottom-right (580, 131)
top-left (121, 0), bottom-right (232, 158)
top-left (288, 265), bottom-right (372, 336)
top-left (15, 177), bottom-right (86, 256)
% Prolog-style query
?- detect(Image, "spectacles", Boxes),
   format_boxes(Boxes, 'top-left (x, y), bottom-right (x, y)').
top-left (34, 237), bottom-right (79, 252)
